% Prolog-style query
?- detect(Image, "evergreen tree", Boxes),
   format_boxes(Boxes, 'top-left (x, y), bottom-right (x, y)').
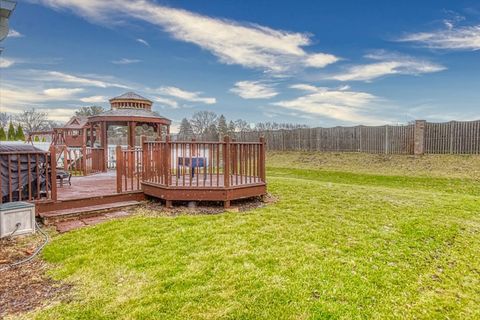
top-left (15, 124), bottom-right (25, 141)
top-left (34, 136), bottom-right (40, 142)
top-left (42, 137), bottom-right (47, 142)
top-left (0, 127), bottom-right (6, 141)
top-left (228, 121), bottom-right (236, 136)
top-left (205, 123), bottom-right (219, 141)
top-left (7, 122), bottom-right (16, 140)
top-left (178, 118), bottom-right (194, 140)
top-left (217, 114), bottom-right (228, 139)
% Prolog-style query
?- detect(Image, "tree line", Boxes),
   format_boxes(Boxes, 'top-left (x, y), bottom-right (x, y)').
top-left (177, 111), bottom-right (308, 141)
top-left (0, 108), bottom-right (63, 142)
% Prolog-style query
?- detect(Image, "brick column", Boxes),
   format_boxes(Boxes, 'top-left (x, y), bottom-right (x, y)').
top-left (414, 120), bottom-right (426, 155)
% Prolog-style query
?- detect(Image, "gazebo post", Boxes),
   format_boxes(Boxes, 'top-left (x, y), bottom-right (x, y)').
top-left (101, 121), bottom-right (108, 172)
top-left (89, 123), bottom-right (95, 147)
top-left (128, 121), bottom-right (136, 148)
top-left (156, 123), bottom-right (162, 141)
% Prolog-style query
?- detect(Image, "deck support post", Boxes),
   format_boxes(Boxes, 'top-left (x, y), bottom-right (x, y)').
top-left (116, 145), bottom-right (123, 193)
top-left (101, 121), bottom-right (108, 172)
top-left (82, 144), bottom-right (87, 176)
top-left (165, 135), bottom-right (171, 186)
top-left (224, 200), bottom-right (231, 209)
top-left (259, 136), bottom-right (266, 182)
top-left (49, 146), bottom-right (58, 201)
top-left (141, 135), bottom-right (147, 181)
top-left (224, 136), bottom-right (231, 188)
top-left (165, 200), bottom-right (173, 208)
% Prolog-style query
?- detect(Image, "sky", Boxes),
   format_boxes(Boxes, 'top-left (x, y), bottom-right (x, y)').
top-left (1, 0), bottom-right (480, 130)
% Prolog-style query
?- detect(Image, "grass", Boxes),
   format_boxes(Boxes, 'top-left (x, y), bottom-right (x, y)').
top-left (22, 152), bottom-right (480, 319)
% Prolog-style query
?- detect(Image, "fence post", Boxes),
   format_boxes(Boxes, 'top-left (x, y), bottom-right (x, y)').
top-left (385, 125), bottom-right (389, 154)
top-left (449, 121), bottom-right (455, 154)
top-left (414, 120), bottom-right (426, 155)
top-left (259, 136), bottom-right (266, 182)
top-left (116, 145), bottom-right (122, 193)
top-left (224, 136), bottom-right (230, 188)
top-left (49, 146), bottom-right (57, 201)
top-left (82, 145), bottom-right (87, 176)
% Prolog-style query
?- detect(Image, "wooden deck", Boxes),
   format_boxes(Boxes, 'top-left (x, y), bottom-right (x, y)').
top-left (58, 171), bottom-right (117, 200)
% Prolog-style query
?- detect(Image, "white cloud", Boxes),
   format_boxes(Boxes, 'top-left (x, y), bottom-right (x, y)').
top-left (157, 86), bottom-right (216, 104)
top-left (44, 71), bottom-right (130, 89)
top-left (153, 96), bottom-right (179, 108)
top-left (43, 87), bottom-right (84, 98)
top-left (398, 24), bottom-right (480, 50)
top-left (272, 84), bottom-right (384, 124)
top-left (137, 38), bottom-right (150, 46)
top-left (112, 58), bottom-right (141, 64)
top-left (33, 0), bottom-right (339, 74)
top-left (326, 51), bottom-right (445, 82)
top-left (80, 95), bottom-right (108, 103)
top-left (0, 86), bottom-right (83, 106)
top-left (230, 81), bottom-right (278, 99)
top-left (8, 29), bottom-right (23, 38)
top-left (0, 57), bottom-right (15, 68)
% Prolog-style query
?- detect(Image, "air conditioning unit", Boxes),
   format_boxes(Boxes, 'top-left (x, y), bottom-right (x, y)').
top-left (0, 202), bottom-right (36, 238)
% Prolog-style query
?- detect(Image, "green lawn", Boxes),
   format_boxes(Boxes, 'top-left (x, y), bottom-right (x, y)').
top-left (28, 153), bottom-right (480, 319)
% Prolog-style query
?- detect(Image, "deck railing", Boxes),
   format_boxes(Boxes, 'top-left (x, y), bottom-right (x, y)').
top-left (55, 145), bottom-right (105, 175)
top-left (116, 136), bottom-right (266, 193)
top-left (0, 147), bottom-right (57, 203)
top-left (116, 146), bottom-right (143, 192)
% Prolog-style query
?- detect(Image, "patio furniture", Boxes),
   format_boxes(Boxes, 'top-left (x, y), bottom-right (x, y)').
top-left (177, 156), bottom-right (207, 178)
top-left (56, 169), bottom-right (71, 186)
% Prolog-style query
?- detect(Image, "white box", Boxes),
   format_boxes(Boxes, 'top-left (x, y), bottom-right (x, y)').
top-left (0, 202), bottom-right (36, 238)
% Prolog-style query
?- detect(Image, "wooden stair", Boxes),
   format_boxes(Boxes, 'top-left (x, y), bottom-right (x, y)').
top-left (39, 200), bottom-right (143, 225)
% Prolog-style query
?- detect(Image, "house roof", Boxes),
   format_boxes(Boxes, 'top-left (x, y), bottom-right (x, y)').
top-left (110, 92), bottom-right (152, 102)
top-left (63, 116), bottom-right (89, 129)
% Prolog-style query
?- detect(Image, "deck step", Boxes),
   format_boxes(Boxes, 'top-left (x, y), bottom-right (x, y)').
top-left (40, 200), bottom-right (142, 225)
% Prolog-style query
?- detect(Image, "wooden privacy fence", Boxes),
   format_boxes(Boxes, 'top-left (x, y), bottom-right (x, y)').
top-left (116, 137), bottom-right (266, 193)
top-left (0, 147), bottom-right (57, 203)
top-left (236, 125), bottom-right (414, 154)
top-left (55, 146), bottom-right (105, 175)
top-left (235, 120), bottom-right (480, 155)
top-left (424, 121), bottom-right (480, 154)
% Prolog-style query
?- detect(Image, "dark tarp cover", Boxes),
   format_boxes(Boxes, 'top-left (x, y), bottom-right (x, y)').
top-left (0, 144), bottom-right (48, 202)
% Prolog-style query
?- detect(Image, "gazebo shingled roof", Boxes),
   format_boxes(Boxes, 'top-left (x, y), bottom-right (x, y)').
top-left (109, 92), bottom-right (153, 103)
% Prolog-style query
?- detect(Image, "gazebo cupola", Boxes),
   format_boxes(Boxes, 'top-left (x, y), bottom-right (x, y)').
top-left (109, 92), bottom-right (153, 111)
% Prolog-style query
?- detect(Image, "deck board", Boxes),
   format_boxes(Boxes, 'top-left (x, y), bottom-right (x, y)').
top-left (58, 171), bottom-right (117, 200)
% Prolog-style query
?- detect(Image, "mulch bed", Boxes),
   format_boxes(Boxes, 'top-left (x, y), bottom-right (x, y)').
top-left (0, 233), bottom-right (71, 318)
top-left (141, 193), bottom-right (278, 216)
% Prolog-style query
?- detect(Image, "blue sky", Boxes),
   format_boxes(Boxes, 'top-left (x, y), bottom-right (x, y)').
top-left (1, 0), bottom-right (479, 130)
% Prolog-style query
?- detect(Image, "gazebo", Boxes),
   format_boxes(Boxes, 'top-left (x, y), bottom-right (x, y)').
top-left (87, 92), bottom-right (171, 167)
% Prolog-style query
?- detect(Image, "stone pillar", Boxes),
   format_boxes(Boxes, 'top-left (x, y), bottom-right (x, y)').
top-left (414, 120), bottom-right (426, 155)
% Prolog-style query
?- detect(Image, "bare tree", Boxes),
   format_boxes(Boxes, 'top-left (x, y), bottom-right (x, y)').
top-left (234, 119), bottom-right (251, 132)
top-left (190, 111), bottom-right (218, 136)
top-left (15, 108), bottom-right (49, 133)
top-left (75, 106), bottom-right (105, 117)
top-left (0, 112), bottom-right (9, 129)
